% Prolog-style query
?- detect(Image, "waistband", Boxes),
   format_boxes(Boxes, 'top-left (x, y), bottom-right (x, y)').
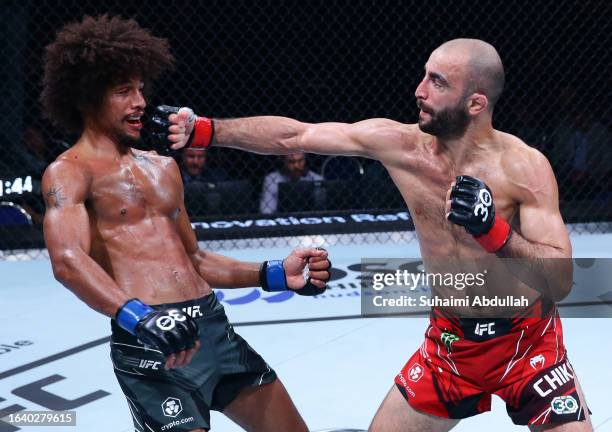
top-left (111, 292), bottom-right (224, 338)
top-left (430, 296), bottom-right (556, 342)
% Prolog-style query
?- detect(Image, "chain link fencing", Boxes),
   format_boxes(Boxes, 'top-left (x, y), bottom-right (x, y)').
top-left (1, 0), bottom-right (611, 259)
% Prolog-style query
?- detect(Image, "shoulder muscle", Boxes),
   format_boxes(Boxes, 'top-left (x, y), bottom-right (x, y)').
top-left (42, 159), bottom-right (90, 206)
top-left (501, 139), bottom-right (557, 206)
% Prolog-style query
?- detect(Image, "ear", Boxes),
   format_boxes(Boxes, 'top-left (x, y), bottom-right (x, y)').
top-left (467, 93), bottom-right (489, 116)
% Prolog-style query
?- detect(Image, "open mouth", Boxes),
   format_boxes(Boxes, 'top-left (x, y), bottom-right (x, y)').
top-left (125, 115), bottom-right (143, 129)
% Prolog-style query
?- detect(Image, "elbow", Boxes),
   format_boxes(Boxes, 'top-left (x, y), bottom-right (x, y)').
top-left (550, 281), bottom-right (572, 303)
top-left (52, 263), bottom-right (69, 284)
top-left (549, 261), bottom-right (574, 302)
top-left (277, 135), bottom-right (301, 154)
top-left (51, 249), bottom-right (81, 285)
top-left (281, 123), bottom-right (311, 153)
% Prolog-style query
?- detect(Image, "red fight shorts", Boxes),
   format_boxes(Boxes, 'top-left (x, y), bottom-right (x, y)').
top-left (395, 302), bottom-right (588, 425)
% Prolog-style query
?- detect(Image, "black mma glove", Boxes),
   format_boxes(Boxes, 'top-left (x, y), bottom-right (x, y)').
top-left (447, 175), bottom-right (511, 252)
top-left (116, 299), bottom-right (199, 356)
top-left (150, 105), bottom-right (213, 149)
top-left (260, 253), bottom-right (332, 296)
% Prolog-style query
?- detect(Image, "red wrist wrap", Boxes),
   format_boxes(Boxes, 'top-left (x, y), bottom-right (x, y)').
top-left (189, 116), bottom-right (214, 149)
top-left (474, 215), bottom-right (511, 253)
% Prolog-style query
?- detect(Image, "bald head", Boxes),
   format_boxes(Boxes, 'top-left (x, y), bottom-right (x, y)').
top-left (435, 39), bottom-right (505, 111)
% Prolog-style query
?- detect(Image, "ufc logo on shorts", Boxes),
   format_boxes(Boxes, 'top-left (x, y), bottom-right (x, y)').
top-left (139, 359), bottom-right (161, 370)
top-left (474, 188), bottom-right (492, 222)
top-left (182, 305), bottom-right (203, 318)
top-left (474, 322), bottom-right (495, 336)
top-left (533, 362), bottom-right (573, 397)
top-left (156, 309), bottom-right (187, 331)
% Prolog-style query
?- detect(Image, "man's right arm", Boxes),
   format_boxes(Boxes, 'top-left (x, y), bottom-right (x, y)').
top-left (164, 107), bottom-right (410, 163)
top-left (42, 160), bottom-right (129, 317)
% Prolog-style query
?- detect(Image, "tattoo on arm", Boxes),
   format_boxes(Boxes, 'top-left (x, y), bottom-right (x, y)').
top-left (45, 186), bottom-right (65, 209)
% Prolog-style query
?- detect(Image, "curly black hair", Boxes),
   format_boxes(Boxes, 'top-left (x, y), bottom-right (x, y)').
top-left (41, 15), bottom-right (174, 134)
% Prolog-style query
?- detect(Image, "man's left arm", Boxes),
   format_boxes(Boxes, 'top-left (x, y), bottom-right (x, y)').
top-left (447, 150), bottom-right (573, 301)
top-left (168, 160), bottom-right (331, 292)
top-left (499, 151), bottom-right (571, 259)
top-left (496, 151), bottom-right (572, 301)
top-left (177, 204), bottom-right (330, 291)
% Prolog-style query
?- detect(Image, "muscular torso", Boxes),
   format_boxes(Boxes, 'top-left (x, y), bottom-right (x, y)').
top-left (379, 127), bottom-right (540, 317)
top-left (65, 147), bottom-right (211, 304)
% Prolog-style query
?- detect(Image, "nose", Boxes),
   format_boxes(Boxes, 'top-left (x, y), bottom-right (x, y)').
top-left (414, 78), bottom-right (427, 101)
top-left (133, 89), bottom-right (146, 110)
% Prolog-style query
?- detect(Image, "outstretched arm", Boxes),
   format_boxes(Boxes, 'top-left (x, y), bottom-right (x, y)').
top-left (212, 116), bottom-right (398, 158)
top-left (163, 107), bottom-right (408, 161)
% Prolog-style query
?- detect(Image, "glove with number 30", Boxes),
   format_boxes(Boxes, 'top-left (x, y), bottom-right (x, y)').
top-left (447, 175), bottom-right (511, 253)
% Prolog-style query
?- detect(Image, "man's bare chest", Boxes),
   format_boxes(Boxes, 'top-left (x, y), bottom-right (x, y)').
top-left (387, 158), bottom-right (516, 233)
top-left (86, 155), bottom-right (181, 223)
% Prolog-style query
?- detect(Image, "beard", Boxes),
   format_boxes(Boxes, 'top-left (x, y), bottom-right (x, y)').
top-left (418, 100), bottom-right (471, 139)
top-left (116, 128), bottom-right (145, 149)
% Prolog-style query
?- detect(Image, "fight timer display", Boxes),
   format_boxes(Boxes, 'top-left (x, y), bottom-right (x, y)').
top-left (0, 176), bottom-right (34, 197)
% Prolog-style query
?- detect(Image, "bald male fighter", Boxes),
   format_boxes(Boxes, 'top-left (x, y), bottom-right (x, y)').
top-left (41, 15), bottom-right (330, 432)
top-left (161, 39), bottom-right (592, 431)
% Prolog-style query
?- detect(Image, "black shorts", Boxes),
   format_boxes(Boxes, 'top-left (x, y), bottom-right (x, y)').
top-left (110, 292), bottom-right (276, 432)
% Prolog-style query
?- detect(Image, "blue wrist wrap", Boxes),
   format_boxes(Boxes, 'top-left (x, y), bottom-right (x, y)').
top-left (116, 299), bottom-right (154, 335)
top-left (265, 260), bottom-right (288, 292)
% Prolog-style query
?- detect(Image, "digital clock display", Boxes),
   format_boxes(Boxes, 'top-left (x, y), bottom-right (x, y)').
top-left (0, 176), bottom-right (34, 197)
